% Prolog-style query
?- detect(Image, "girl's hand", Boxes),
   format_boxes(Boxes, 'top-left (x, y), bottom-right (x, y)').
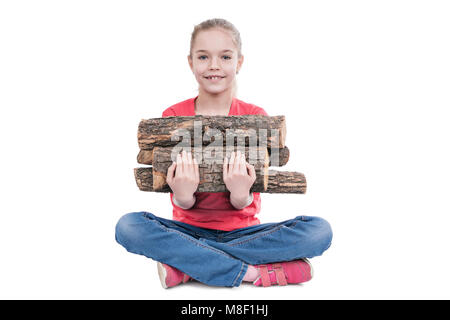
top-left (223, 150), bottom-right (256, 204)
top-left (166, 150), bottom-right (199, 206)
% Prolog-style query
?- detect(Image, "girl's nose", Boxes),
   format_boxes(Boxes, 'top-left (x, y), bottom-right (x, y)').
top-left (209, 57), bottom-right (221, 69)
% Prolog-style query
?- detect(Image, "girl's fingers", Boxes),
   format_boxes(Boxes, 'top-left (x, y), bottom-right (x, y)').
top-left (227, 151), bottom-right (233, 171)
top-left (239, 152), bottom-right (247, 175)
top-left (181, 149), bottom-right (190, 173)
top-left (229, 151), bottom-right (237, 173)
top-left (176, 152), bottom-right (183, 176)
top-left (233, 150), bottom-right (240, 173)
top-left (233, 150), bottom-right (244, 174)
top-left (187, 151), bottom-right (197, 180)
top-left (193, 156), bottom-right (199, 181)
top-left (181, 149), bottom-right (188, 168)
top-left (181, 150), bottom-right (198, 180)
top-left (246, 162), bottom-right (256, 180)
top-left (166, 161), bottom-right (176, 183)
top-left (223, 153), bottom-right (229, 178)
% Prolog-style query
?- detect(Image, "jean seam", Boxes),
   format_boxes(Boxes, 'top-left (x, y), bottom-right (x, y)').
top-left (160, 223), bottom-right (246, 287)
top-left (142, 212), bottom-right (217, 240)
top-left (227, 220), bottom-right (299, 247)
top-left (232, 262), bottom-right (246, 287)
top-left (155, 220), bottom-right (237, 260)
top-left (140, 213), bottom-right (244, 287)
top-left (142, 212), bottom-right (188, 231)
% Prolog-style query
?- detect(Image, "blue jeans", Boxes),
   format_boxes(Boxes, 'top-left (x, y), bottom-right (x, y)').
top-left (115, 212), bottom-right (333, 287)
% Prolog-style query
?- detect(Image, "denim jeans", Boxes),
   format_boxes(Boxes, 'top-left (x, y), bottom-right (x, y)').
top-left (115, 212), bottom-right (333, 287)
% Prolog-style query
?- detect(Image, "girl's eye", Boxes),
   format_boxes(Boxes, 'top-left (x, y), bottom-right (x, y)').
top-left (197, 55), bottom-right (232, 60)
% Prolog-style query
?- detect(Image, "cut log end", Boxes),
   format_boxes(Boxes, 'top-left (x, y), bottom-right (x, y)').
top-left (153, 170), bottom-right (167, 191)
top-left (137, 149), bottom-right (153, 164)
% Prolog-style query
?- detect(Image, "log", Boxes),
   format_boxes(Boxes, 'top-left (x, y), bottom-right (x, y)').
top-left (134, 167), bottom-right (306, 194)
top-left (137, 145), bottom-right (290, 167)
top-left (268, 146), bottom-right (290, 167)
top-left (266, 171), bottom-right (308, 193)
top-left (137, 115), bottom-right (286, 150)
top-left (151, 146), bottom-right (270, 192)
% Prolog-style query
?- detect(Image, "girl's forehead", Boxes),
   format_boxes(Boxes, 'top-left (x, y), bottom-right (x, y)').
top-left (193, 29), bottom-right (237, 52)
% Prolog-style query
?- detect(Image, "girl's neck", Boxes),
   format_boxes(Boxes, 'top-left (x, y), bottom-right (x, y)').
top-left (195, 90), bottom-right (234, 116)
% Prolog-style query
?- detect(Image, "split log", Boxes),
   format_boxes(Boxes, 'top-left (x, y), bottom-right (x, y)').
top-left (134, 167), bottom-right (306, 194)
top-left (137, 115), bottom-right (286, 150)
top-left (137, 145), bottom-right (290, 167)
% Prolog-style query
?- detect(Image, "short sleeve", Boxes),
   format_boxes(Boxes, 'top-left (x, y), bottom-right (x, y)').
top-left (252, 105), bottom-right (269, 116)
top-left (162, 107), bottom-right (176, 118)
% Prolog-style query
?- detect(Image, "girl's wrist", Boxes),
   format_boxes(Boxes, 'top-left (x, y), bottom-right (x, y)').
top-left (173, 194), bottom-right (196, 210)
top-left (230, 192), bottom-right (253, 210)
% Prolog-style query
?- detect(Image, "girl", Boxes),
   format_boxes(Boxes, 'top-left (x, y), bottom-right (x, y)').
top-left (115, 18), bottom-right (332, 288)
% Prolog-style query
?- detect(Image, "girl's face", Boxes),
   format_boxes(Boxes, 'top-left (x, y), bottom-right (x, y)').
top-left (188, 28), bottom-right (243, 95)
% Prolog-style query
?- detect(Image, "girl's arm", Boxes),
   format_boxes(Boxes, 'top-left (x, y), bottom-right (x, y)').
top-left (223, 150), bottom-right (257, 210)
top-left (166, 150), bottom-right (199, 210)
top-left (230, 192), bottom-right (253, 210)
top-left (173, 193), bottom-right (196, 210)
top-left (162, 109), bottom-right (197, 209)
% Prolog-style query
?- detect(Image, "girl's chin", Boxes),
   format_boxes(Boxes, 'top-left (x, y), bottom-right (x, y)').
top-left (201, 85), bottom-right (230, 94)
top-left (202, 88), bottom-right (230, 95)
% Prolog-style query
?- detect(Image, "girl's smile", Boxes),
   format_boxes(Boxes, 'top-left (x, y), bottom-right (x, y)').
top-left (204, 75), bottom-right (225, 82)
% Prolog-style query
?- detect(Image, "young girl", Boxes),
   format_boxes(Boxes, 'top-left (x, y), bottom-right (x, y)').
top-left (115, 18), bottom-right (332, 288)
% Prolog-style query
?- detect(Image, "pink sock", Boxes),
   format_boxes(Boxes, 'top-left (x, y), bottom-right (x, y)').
top-left (242, 265), bottom-right (259, 282)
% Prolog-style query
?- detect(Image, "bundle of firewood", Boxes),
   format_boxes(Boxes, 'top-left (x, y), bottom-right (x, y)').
top-left (134, 114), bottom-right (306, 194)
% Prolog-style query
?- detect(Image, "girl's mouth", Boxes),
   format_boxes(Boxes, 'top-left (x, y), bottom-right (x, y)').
top-left (205, 76), bottom-right (225, 81)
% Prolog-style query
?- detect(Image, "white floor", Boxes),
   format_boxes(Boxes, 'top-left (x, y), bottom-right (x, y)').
top-left (2, 190), bottom-right (449, 299)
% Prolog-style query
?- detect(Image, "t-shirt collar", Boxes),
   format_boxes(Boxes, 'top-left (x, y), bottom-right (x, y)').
top-left (192, 95), bottom-right (236, 116)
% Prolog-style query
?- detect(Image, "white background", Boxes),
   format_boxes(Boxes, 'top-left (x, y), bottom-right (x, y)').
top-left (1, 0), bottom-right (449, 299)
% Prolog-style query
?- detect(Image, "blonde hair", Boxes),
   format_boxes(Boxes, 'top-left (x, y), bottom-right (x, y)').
top-left (189, 18), bottom-right (242, 98)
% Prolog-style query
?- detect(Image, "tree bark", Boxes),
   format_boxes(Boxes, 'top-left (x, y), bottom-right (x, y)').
top-left (134, 167), bottom-right (306, 194)
top-left (134, 114), bottom-right (307, 194)
top-left (266, 170), bottom-right (308, 193)
top-left (137, 114), bottom-right (286, 150)
top-left (137, 145), bottom-right (290, 167)
top-left (151, 146), bottom-right (270, 192)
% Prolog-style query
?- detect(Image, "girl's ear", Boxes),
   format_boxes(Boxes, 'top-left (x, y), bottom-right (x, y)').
top-left (187, 55), bottom-right (194, 72)
top-left (237, 55), bottom-right (244, 74)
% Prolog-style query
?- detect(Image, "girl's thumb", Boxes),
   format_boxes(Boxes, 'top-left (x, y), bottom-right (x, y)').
top-left (167, 162), bottom-right (176, 181)
top-left (246, 163), bottom-right (256, 179)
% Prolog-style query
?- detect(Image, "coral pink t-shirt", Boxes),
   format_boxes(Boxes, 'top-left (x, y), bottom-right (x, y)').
top-left (161, 96), bottom-right (269, 231)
